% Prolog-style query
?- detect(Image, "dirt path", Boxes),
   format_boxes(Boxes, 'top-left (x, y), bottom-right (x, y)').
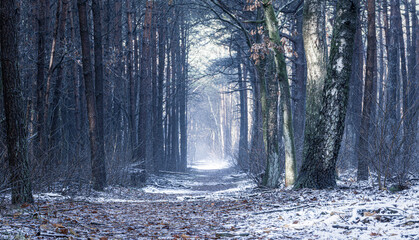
top-left (1, 167), bottom-right (418, 239)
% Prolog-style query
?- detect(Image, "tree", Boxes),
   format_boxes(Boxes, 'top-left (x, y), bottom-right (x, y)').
top-left (92, 0), bottom-right (107, 189)
top-left (357, 0), bottom-right (376, 181)
top-left (301, 0), bottom-right (327, 170)
top-left (0, 0), bottom-right (34, 203)
top-left (139, 0), bottom-right (154, 173)
top-left (261, 0), bottom-right (297, 187)
top-left (294, 0), bottom-right (357, 189)
top-left (237, 48), bottom-right (249, 169)
top-left (35, 0), bottom-right (47, 165)
top-left (77, 0), bottom-right (106, 191)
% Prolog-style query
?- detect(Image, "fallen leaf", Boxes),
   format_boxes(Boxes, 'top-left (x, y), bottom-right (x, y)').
top-left (21, 203), bottom-right (30, 208)
top-left (69, 228), bottom-right (77, 236)
top-left (370, 232), bottom-right (382, 236)
top-left (53, 223), bottom-right (65, 228)
top-left (364, 212), bottom-right (376, 217)
top-left (181, 233), bottom-right (191, 239)
top-left (40, 224), bottom-right (48, 230)
top-left (56, 227), bottom-right (68, 234)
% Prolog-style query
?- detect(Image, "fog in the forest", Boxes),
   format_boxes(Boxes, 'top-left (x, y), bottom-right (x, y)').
top-left (0, 0), bottom-right (418, 238)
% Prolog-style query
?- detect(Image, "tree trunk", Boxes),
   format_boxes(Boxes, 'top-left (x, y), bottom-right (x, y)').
top-left (237, 49), bottom-right (249, 169)
top-left (92, 0), bottom-right (107, 190)
top-left (0, 0), bottom-right (34, 203)
top-left (179, 16), bottom-right (188, 172)
top-left (155, 1), bottom-right (166, 171)
top-left (342, 7), bottom-right (363, 170)
top-left (249, 60), bottom-right (266, 180)
top-left (357, 0), bottom-right (376, 181)
top-left (48, 0), bottom-right (69, 170)
top-left (138, 0), bottom-right (154, 174)
top-left (294, 0), bottom-right (357, 189)
top-left (126, 0), bottom-right (136, 160)
top-left (77, 0), bottom-right (106, 191)
top-left (36, 0), bottom-right (47, 165)
top-left (405, 0), bottom-right (418, 163)
top-left (301, 0), bottom-right (328, 170)
top-left (291, 9), bottom-right (306, 171)
top-left (385, 0), bottom-right (400, 170)
top-left (261, 0), bottom-right (297, 187)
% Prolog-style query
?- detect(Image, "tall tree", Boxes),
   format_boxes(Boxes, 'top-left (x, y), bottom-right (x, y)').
top-left (237, 48), bottom-right (249, 169)
top-left (295, 0), bottom-right (357, 189)
top-left (291, 9), bottom-right (306, 170)
top-left (139, 0), bottom-right (154, 173)
top-left (261, 0), bottom-right (297, 187)
top-left (179, 12), bottom-right (188, 172)
top-left (357, 0), bottom-right (376, 181)
top-left (35, 0), bottom-right (47, 164)
top-left (154, 0), bottom-right (167, 171)
top-left (126, 0), bottom-right (136, 158)
top-left (0, 0), bottom-right (34, 203)
top-left (92, 0), bottom-right (107, 189)
top-left (48, 0), bottom-right (69, 169)
top-left (301, 0), bottom-right (327, 169)
top-left (77, 0), bottom-right (106, 191)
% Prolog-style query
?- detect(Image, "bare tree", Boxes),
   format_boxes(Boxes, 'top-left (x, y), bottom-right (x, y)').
top-left (0, 0), bottom-right (34, 203)
top-left (77, 0), bottom-right (106, 191)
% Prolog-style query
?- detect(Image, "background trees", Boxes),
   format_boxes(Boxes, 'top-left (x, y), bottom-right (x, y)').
top-left (0, 0), bottom-right (418, 202)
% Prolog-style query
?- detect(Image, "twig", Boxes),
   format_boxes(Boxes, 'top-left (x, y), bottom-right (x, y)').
top-left (252, 204), bottom-right (314, 215)
top-left (39, 232), bottom-right (68, 238)
top-left (332, 225), bottom-right (368, 230)
top-left (395, 220), bottom-right (419, 227)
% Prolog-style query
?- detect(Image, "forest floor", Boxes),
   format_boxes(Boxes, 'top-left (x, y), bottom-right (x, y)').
top-left (0, 160), bottom-right (418, 239)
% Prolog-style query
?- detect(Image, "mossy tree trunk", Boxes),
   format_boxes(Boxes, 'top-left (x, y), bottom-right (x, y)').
top-left (294, 0), bottom-right (357, 189)
top-left (261, 0), bottom-right (297, 187)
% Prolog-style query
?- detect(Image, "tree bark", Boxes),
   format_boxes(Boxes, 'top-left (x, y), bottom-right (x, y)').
top-left (126, 0), bottom-right (136, 160)
top-left (237, 49), bottom-right (249, 169)
top-left (48, 0), bottom-right (69, 169)
top-left (77, 0), bottom-right (106, 191)
top-left (92, 0), bottom-right (107, 190)
top-left (342, 6), bottom-right (363, 170)
top-left (35, 0), bottom-right (47, 165)
top-left (0, 0), bottom-right (34, 203)
top-left (291, 9), bottom-right (306, 171)
top-left (155, 1), bottom-right (167, 171)
top-left (179, 15), bottom-right (188, 172)
top-left (301, 0), bottom-right (328, 169)
top-left (357, 0), bottom-right (376, 181)
top-left (261, 0), bottom-right (297, 187)
top-left (294, 0), bottom-right (357, 189)
top-left (138, 0), bottom-right (154, 174)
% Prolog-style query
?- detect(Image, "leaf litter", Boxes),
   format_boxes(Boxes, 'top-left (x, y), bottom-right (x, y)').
top-left (0, 166), bottom-right (418, 239)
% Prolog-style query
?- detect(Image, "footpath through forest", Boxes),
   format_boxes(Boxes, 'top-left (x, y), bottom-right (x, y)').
top-left (0, 160), bottom-right (418, 239)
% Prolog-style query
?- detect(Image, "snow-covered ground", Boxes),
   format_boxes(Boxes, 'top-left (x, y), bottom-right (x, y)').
top-left (0, 165), bottom-right (418, 239)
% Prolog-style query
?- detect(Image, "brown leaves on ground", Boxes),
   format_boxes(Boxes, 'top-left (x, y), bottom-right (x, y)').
top-left (0, 199), bottom-right (260, 239)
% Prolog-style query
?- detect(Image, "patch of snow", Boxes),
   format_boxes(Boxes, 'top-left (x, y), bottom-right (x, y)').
top-left (142, 186), bottom-right (203, 195)
top-left (336, 56), bottom-right (344, 73)
top-left (189, 158), bottom-right (232, 170)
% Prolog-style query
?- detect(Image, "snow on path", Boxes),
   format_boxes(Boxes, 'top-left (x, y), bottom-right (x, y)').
top-left (0, 166), bottom-right (418, 239)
